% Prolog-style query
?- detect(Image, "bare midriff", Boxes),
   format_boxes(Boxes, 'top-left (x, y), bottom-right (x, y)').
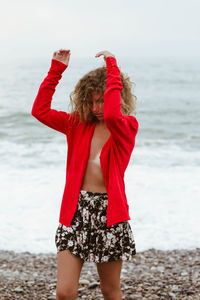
top-left (81, 121), bottom-right (110, 193)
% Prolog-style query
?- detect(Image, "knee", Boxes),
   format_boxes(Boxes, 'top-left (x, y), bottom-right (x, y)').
top-left (101, 285), bottom-right (122, 300)
top-left (56, 286), bottom-right (77, 300)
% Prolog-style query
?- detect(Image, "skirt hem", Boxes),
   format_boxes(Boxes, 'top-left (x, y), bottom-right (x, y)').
top-left (56, 247), bottom-right (136, 263)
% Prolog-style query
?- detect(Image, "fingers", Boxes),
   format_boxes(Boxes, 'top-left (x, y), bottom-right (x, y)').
top-left (95, 50), bottom-right (114, 59)
top-left (58, 49), bottom-right (70, 52)
top-left (58, 49), bottom-right (70, 53)
top-left (54, 49), bottom-right (71, 56)
top-left (95, 51), bottom-right (104, 57)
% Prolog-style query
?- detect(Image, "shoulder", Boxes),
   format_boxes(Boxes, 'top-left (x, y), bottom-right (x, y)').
top-left (67, 111), bottom-right (81, 129)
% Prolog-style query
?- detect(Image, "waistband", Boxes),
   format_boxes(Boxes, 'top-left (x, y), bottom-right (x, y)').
top-left (80, 189), bottom-right (107, 196)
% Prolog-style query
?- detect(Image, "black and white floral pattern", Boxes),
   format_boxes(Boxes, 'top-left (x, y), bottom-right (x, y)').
top-left (55, 190), bottom-right (136, 263)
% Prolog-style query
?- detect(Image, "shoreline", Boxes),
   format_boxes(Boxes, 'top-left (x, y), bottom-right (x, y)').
top-left (0, 248), bottom-right (199, 299)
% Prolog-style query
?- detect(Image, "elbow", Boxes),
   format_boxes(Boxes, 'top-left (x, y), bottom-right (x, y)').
top-left (31, 106), bottom-right (39, 119)
top-left (131, 116), bottom-right (139, 133)
top-left (31, 107), bottom-right (34, 116)
top-left (31, 107), bottom-right (36, 117)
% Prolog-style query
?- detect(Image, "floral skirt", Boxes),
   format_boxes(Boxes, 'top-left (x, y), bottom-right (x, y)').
top-left (55, 189), bottom-right (136, 263)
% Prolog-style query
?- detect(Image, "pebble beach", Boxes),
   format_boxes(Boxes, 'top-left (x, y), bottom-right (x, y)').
top-left (0, 248), bottom-right (199, 300)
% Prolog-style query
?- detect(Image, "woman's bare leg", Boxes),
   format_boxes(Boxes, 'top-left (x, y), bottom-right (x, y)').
top-left (56, 249), bottom-right (84, 300)
top-left (96, 259), bottom-right (123, 300)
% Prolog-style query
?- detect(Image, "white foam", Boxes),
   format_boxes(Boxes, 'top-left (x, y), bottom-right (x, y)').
top-left (0, 157), bottom-right (199, 253)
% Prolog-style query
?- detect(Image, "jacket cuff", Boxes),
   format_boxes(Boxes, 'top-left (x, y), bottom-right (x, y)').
top-left (50, 59), bottom-right (68, 74)
top-left (106, 56), bottom-right (118, 69)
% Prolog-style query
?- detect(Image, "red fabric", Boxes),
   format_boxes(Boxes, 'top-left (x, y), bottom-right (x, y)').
top-left (31, 56), bottom-right (139, 227)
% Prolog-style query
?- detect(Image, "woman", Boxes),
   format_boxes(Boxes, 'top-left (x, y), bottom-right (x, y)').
top-left (31, 49), bottom-right (139, 300)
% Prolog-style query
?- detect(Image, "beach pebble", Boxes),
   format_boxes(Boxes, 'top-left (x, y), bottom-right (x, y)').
top-left (0, 248), bottom-right (199, 299)
top-left (88, 281), bottom-right (100, 289)
top-left (13, 287), bottom-right (23, 292)
top-left (79, 279), bottom-right (90, 285)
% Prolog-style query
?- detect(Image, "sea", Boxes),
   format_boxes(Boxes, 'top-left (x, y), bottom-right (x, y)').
top-left (0, 55), bottom-right (199, 253)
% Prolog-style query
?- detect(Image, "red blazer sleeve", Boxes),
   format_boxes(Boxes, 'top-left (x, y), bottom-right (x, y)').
top-left (31, 59), bottom-right (71, 135)
top-left (104, 56), bottom-right (139, 159)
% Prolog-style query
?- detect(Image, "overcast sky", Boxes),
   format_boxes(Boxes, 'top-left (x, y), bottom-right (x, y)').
top-left (0, 0), bottom-right (199, 61)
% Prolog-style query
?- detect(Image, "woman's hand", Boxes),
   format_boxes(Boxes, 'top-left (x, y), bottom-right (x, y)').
top-left (95, 50), bottom-right (115, 61)
top-left (52, 49), bottom-right (71, 66)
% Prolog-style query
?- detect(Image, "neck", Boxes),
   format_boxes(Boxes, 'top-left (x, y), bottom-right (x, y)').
top-left (96, 119), bottom-right (105, 125)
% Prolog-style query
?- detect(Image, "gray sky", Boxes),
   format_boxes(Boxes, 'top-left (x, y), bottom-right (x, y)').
top-left (0, 0), bottom-right (199, 61)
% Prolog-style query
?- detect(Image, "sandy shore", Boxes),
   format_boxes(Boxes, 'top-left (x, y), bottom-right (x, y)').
top-left (0, 248), bottom-right (199, 299)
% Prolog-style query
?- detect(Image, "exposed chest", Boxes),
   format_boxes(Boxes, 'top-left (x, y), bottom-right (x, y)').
top-left (89, 123), bottom-right (111, 161)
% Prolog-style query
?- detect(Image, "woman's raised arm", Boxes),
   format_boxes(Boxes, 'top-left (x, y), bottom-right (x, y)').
top-left (95, 50), bottom-right (139, 172)
top-left (31, 49), bottom-right (73, 135)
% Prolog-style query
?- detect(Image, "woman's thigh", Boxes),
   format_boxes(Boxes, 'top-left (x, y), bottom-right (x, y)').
top-left (56, 249), bottom-right (84, 297)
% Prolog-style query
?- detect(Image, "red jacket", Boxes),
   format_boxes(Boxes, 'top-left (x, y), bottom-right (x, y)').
top-left (31, 56), bottom-right (139, 228)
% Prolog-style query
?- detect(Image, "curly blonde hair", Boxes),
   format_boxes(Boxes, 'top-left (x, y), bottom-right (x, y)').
top-left (68, 62), bottom-right (137, 124)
